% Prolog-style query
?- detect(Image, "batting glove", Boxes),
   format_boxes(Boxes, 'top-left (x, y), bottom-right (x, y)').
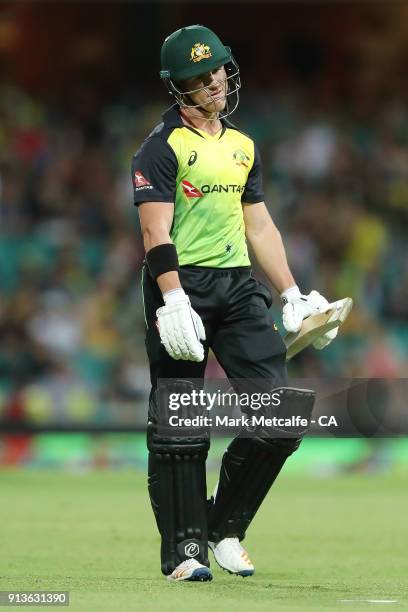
top-left (156, 288), bottom-right (206, 362)
top-left (281, 285), bottom-right (330, 334)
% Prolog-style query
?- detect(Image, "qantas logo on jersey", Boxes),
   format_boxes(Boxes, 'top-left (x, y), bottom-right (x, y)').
top-left (182, 180), bottom-right (203, 198)
top-left (133, 170), bottom-right (153, 190)
top-left (201, 184), bottom-right (245, 194)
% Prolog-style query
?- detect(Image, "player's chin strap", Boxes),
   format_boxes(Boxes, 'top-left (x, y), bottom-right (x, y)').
top-left (207, 387), bottom-right (316, 543)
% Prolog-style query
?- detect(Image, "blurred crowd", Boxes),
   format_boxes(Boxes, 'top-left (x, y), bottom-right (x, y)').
top-left (0, 83), bottom-right (407, 426)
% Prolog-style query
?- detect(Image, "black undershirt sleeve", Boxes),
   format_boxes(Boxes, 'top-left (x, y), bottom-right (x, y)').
top-left (242, 145), bottom-right (264, 204)
top-left (131, 135), bottom-right (178, 205)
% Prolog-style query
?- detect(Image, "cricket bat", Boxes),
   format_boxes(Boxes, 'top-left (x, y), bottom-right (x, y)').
top-left (284, 297), bottom-right (353, 361)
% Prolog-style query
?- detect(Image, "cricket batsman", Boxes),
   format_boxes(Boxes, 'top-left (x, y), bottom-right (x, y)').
top-left (131, 25), bottom-right (337, 582)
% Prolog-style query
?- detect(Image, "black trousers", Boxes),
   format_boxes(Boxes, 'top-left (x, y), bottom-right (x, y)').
top-left (142, 265), bottom-right (288, 389)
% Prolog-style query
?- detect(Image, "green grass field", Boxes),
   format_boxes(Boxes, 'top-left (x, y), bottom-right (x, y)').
top-left (1, 469), bottom-right (407, 611)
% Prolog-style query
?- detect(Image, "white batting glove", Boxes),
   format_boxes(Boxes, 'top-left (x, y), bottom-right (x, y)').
top-left (156, 288), bottom-right (206, 362)
top-left (281, 286), bottom-right (330, 333)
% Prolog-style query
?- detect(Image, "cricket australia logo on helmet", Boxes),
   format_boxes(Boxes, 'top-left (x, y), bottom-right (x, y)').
top-left (190, 42), bottom-right (212, 63)
top-left (184, 542), bottom-right (200, 557)
top-left (182, 180), bottom-right (203, 198)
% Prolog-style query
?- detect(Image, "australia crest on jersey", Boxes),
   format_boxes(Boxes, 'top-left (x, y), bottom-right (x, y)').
top-left (233, 149), bottom-right (250, 168)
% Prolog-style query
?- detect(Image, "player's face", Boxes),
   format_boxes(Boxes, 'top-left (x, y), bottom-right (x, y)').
top-left (182, 66), bottom-right (227, 113)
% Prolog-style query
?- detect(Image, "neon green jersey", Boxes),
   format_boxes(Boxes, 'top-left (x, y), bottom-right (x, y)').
top-left (131, 105), bottom-right (264, 268)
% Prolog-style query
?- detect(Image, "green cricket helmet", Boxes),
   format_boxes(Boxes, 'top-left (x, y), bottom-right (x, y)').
top-left (160, 25), bottom-right (241, 118)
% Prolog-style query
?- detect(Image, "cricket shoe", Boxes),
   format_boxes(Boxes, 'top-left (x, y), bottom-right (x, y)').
top-left (167, 559), bottom-right (213, 582)
top-left (209, 538), bottom-right (255, 577)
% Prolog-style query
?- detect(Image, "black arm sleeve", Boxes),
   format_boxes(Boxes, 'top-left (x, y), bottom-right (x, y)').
top-left (131, 135), bottom-right (178, 205)
top-left (242, 145), bottom-right (264, 204)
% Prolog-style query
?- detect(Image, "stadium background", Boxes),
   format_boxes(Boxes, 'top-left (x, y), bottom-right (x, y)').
top-left (0, 1), bottom-right (407, 470)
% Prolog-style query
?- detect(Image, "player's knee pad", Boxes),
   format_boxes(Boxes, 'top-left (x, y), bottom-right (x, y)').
top-left (147, 379), bottom-right (210, 575)
top-left (208, 387), bottom-right (315, 543)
